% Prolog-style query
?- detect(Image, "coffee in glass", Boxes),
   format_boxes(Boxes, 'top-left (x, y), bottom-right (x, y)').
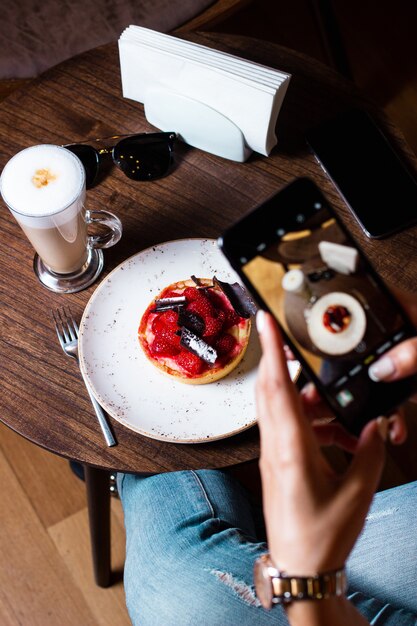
top-left (0, 144), bottom-right (122, 293)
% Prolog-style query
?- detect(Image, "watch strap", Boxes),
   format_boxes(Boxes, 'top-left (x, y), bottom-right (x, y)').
top-left (257, 554), bottom-right (347, 606)
top-left (271, 567), bottom-right (347, 603)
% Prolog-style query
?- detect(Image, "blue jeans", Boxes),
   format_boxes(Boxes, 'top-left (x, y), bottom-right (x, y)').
top-left (117, 470), bottom-right (417, 625)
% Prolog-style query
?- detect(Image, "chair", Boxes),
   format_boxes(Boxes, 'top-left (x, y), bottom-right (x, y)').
top-left (0, 0), bottom-right (251, 81)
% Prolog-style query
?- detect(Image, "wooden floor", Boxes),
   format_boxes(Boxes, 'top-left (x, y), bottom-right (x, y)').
top-left (2, 2), bottom-right (417, 624)
top-left (0, 423), bottom-right (131, 626)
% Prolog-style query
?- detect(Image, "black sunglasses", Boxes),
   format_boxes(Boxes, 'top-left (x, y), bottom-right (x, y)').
top-left (64, 132), bottom-right (176, 189)
top-left (307, 268), bottom-right (335, 282)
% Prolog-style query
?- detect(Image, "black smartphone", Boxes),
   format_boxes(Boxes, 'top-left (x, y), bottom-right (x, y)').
top-left (305, 108), bottom-right (417, 238)
top-left (219, 178), bottom-right (417, 434)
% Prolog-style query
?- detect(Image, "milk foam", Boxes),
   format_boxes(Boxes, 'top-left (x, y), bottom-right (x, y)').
top-left (0, 145), bottom-right (85, 217)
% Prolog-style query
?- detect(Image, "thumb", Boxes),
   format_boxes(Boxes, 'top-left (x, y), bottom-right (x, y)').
top-left (344, 418), bottom-right (386, 504)
top-left (368, 338), bottom-right (417, 381)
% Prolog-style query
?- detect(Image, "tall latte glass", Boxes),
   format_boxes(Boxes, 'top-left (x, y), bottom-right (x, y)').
top-left (0, 144), bottom-right (122, 293)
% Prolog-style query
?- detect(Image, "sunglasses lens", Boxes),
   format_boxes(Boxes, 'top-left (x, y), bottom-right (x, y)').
top-left (113, 134), bottom-right (174, 181)
top-left (65, 144), bottom-right (100, 188)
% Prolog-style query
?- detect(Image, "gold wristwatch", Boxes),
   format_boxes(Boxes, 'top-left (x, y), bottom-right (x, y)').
top-left (254, 554), bottom-right (347, 609)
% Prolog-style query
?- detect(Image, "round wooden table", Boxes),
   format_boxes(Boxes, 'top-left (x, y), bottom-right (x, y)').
top-left (1, 33), bottom-right (417, 585)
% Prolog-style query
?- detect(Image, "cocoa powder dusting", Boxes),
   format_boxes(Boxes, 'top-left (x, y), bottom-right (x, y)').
top-left (31, 168), bottom-right (57, 188)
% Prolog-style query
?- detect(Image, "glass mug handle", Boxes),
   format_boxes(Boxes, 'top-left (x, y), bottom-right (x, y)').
top-left (85, 209), bottom-right (122, 249)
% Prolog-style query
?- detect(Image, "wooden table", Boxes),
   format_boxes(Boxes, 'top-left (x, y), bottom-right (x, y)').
top-left (1, 33), bottom-right (417, 586)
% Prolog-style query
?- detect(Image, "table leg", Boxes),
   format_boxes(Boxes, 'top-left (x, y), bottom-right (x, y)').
top-left (83, 464), bottom-right (111, 587)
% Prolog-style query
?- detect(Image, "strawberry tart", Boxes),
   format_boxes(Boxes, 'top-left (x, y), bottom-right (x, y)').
top-left (138, 277), bottom-right (253, 384)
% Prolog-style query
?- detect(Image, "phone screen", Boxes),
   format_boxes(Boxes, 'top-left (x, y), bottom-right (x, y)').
top-left (220, 178), bottom-right (416, 432)
top-left (306, 108), bottom-right (417, 238)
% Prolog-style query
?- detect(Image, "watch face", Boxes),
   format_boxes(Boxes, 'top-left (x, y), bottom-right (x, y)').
top-left (254, 555), bottom-right (273, 609)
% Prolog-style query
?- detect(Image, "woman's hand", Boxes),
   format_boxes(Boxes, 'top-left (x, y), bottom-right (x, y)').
top-left (255, 290), bottom-right (417, 625)
top-left (256, 310), bottom-right (389, 577)
top-left (367, 285), bottom-right (417, 388)
top-left (364, 285), bottom-right (417, 438)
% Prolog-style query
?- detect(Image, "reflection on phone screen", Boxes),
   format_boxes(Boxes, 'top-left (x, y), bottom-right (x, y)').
top-left (241, 201), bottom-right (408, 416)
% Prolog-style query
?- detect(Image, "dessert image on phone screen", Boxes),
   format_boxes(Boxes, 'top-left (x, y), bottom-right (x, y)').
top-left (244, 208), bottom-right (404, 384)
top-left (240, 195), bottom-right (416, 431)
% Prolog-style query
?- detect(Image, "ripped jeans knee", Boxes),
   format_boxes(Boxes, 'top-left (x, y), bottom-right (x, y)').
top-left (209, 568), bottom-right (261, 608)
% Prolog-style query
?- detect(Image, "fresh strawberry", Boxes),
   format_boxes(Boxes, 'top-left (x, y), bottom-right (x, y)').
top-left (215, 333), bottom-right (236, 356)
top-left (151, 310), bottom-right (178, 334)
top-left (183, 286), bottom-right (200, 301)
top-left (177, 350), bottom-right (204, 375)
top-left (162, 326), bottom-right (181, 348)
top-left (203, 315), bottom-right (224, 339)
top-left (205, 289), bottom-right (241, 328)
top-left (165, 288), bottom-right (181, 296)
top-left (150, 337), bottom-right (180, 357)
top-left (206, 289), bottom-right (226, 310)
top-left (168, 330), bottom-right (181, 349)
top-left (216, 309), bottom-right (226, 324)
top-left (186, 295), bottom-right (215, 321)
top-left (223, 308), bottom-right (240, 330)
top-left (151, 316), bottom-right (164, 335)
top-left (151, 316), bottom-right (180, 349)
top-left (159, 309), bottom-right (179, 328)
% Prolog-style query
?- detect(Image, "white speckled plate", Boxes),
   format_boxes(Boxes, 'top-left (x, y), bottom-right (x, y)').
top-left (78, 238), bottom-right (263, 443)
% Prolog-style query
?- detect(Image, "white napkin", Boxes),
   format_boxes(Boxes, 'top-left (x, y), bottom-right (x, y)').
top-left (118, 26), bottom-right (291, 159)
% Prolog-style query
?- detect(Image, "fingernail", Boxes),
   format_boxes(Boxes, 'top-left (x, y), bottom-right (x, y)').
top-left (376, 416), bottom-right (389, 441)
top-left (301, 382), bottom-right (317, 402)
top-left (369, 357), bottom-right (396, 382)
top-left (301, 382), bottom-right (315, 396)
top-left (256, 310), bottom-right (266, 334)
top-left (387, 415), bottom-right (400, 444)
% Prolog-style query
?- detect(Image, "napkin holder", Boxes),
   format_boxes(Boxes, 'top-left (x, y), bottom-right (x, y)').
top-left (144, 86), bottom-right (252, 162)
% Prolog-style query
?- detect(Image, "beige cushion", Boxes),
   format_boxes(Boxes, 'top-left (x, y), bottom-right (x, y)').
top-left (1, 0), bottom-right (214, 78)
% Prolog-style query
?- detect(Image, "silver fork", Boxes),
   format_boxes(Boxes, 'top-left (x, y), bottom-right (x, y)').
top-left (52, 307), bottom-right (117, 447)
